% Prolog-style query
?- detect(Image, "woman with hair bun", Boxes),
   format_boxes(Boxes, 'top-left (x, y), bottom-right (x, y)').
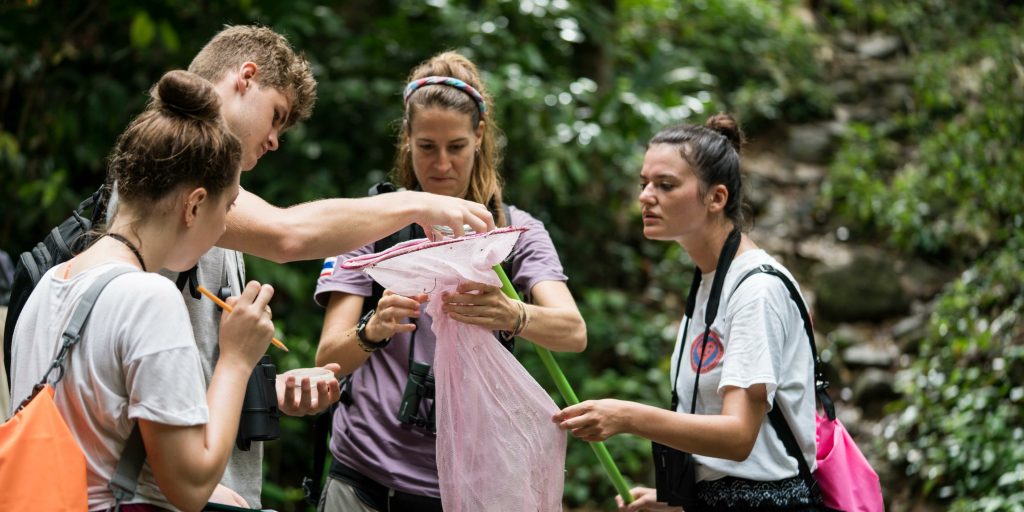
top-left (553, 114), bottom-right (826, 511)
top-left (10, 70), bottom-right (275, 512)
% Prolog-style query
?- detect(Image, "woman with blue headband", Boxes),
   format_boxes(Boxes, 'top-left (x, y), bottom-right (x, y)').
top-left (312, 51), bottom-right (587, 512)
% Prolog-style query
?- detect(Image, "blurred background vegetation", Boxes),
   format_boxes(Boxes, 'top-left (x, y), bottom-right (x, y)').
top-left (2, 0), bottom-right (1021, 510)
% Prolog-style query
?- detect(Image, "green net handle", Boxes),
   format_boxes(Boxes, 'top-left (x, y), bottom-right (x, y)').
top-left (493, 265), bottom-right (633, 503)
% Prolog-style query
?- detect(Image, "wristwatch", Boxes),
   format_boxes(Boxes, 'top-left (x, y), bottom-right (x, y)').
top-left (355, 309), bottom-right (391, 352)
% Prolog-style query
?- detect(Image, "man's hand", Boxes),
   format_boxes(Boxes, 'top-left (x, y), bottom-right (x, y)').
top-left (276, 363), bottom-right (342, 416)
top-left (400, 191), bottom-right (496, 237)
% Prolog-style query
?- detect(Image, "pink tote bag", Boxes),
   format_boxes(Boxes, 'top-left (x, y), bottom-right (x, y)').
top-left (815, 413), bottom-right (884, 512)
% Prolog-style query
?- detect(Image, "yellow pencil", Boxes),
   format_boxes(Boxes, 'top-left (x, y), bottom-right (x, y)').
top-left (197, 285), bottom-right (289, 352)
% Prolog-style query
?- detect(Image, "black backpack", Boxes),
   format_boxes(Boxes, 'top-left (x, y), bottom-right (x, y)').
top-left (4, 185), bottom-right (109, 387)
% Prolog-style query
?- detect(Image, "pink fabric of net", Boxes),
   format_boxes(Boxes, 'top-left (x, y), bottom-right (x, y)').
top-left (342, 227), bottom-right (566, 511)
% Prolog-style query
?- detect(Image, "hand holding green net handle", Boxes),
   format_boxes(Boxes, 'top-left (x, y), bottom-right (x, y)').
top-left (493, 264), bottom-right (633, 504)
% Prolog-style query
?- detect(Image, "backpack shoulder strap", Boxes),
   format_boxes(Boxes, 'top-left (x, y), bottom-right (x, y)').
top-left (5, 184), bottom-right (108, 387)
top-left (732, 264), bottom-right (833, 490)
top-left (108, 425), bottom-right (146, 503)
top-left (43, 266), bottom-right (147, 505)
top-left (768, 400), bottom-right (816, 486)
top-left (732, 264), bottom-right (834, 420)
top-left (33, 267), bottom-right (135, 390)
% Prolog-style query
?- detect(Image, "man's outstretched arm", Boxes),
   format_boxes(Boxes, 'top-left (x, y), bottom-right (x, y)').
top-left (218, 188), bottom-right (495, 263)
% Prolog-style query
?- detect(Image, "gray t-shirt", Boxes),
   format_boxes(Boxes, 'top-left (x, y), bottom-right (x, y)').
top-left (161, 247), bottom-right (264, 507)
top-left (313, 205), bottom-right (568, 498)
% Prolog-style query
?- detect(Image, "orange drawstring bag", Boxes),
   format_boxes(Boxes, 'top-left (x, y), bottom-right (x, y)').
top-left (2, 267), bottom-right (137, 512)
top-left (0, 384), bottom-right (88, 511)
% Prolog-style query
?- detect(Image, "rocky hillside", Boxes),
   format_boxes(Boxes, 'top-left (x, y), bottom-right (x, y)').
top-left (741, 24), bottom-right (958, 510)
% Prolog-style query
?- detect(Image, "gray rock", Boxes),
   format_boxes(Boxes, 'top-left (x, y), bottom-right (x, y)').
top-left (843, 341), bottom-right (899, 368)
top-left (837, 30), bottom-right (859, 51)
top-left (742, 151), bottom-right (793, 184)
top-left (826, 324), bottom-right (870, 356)
top-left (814, 253), bottom-right (912, 322)
top-left (891, 313), bottom-right (927, 341)
top-left (895, 259), bottom-right (951, 300)
top-left (797, 236), bottom-right (854, 268)
top-left (852, 368), bottom-right (900, 419)
top-left (831, 79), bottom-right (861, 102)
top-left (883, 83), bottom-right (912, 111)
top-left (787, 124), bottom-right (835, 164)
top-left (861, 62), bottom-right (913, 85)
top-left (857, 33), bottom-right (903, 59)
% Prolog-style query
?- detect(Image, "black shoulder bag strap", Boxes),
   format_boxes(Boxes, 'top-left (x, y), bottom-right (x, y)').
top-left (655, 227), bottom-right (741, 507)
top-left (670, 227), bottom-right (742, 413)
top-left (732, 264), bottom-right (835, 493)
top-left (19, 267), bottom-right (147, 508)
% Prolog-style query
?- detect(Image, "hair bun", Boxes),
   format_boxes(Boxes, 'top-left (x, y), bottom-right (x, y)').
top-left (704, 112), bottom-right (745, 153)
top-left (152, 70), bottom-right (221, 122)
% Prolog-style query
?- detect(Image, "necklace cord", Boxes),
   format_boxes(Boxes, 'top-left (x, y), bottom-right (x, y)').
top-left (105, 233), bottom-right (147, 271)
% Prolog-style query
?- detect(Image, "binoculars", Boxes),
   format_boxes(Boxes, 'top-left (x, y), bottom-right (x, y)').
top-left (396, 360), bottom-right (435, 432)
top-left (236, 355), bottom-right (280, 450)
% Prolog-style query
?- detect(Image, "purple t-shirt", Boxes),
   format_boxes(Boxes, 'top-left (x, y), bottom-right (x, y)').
top-left (313, 205), bottom-right (567, 498)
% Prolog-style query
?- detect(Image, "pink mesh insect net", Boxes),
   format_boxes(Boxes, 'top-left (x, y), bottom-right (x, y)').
top-left (342, 227), bottom-right (566, 511)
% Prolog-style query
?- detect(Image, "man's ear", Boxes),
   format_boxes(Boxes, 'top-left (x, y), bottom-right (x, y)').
top-left (235, 62), bottom-right (259, 94)
top-left (183, 187), bottom-right (210, 228)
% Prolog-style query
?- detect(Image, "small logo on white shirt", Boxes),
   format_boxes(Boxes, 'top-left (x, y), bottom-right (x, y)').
top-left (690, 329), bottom-right (724, 373)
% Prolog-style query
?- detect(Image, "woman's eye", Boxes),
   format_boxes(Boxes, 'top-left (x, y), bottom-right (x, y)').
top-left (449, 144), bottom-right (466, 152)
top-left (659, 182), bottom-right (674, 191)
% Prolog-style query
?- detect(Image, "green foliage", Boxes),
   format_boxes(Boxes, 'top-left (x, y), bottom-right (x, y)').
top-left (822, 21), bottom-right (1024, 259)
top-left (3, 0), bottom-right (830, 510)
top-left (883, 235), bottom-right (1024, 508)
top-left (816, 2), bottom-right (1024, 509)
top-left (818, 0), bottom-right (1023, 52)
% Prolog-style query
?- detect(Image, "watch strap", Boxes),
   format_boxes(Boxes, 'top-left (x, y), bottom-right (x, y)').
top-left (356, 309), bottom-right (391, 351)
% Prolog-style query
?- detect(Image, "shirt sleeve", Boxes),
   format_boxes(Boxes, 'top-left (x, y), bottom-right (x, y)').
top-left (718, 281), bottom-right (790, 407)
top-left (505, 207), bottom-right (568, 301)
top-left (314, 244), bottom-right (375, 307)
top-left (113, 275), bottom-right (210, 426)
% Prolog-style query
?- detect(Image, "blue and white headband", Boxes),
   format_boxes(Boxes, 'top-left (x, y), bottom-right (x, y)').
top-left (403, 76), bottom-right (487, 114)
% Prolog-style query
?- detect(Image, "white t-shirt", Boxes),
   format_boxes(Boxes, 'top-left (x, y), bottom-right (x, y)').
top-left (670, 249), bottom-right (816, 482)
top-left (10, 262), bottom-right (209, 511)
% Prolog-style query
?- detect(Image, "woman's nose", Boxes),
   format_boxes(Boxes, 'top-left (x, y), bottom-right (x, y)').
top-left (638, 183), bottom-right (655, 204)
top-left (435, 150), bottom-right (452, 171)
